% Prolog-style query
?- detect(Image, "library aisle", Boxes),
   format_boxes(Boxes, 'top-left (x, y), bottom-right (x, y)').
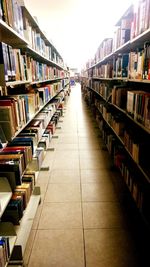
top-left (24, 83), bottom-right (149, 267)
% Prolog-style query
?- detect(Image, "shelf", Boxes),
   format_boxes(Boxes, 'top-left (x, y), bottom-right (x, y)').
top-left (15, 186), bottom-right (41, 255)
top-left (0, 178), bottom-right (12, 218)
top-left (6, 80), bottom-right (32, 87)
top-left (92, 77), bottom-right (113, 81)
top-left (6, 78), bottom-right (64, 87)
top-left (92, 76), bottom-right (150, 84)
top-left (10, 90), bottom-right (63, 141)
top-left (96, 106), bottom-right (150, 183)
top-left (30, 77), bottom-right (63, 85)
top-left (128, 79), bottom-right (150, 84)
top-left (86, 29), bottom-right (150, 71)
top-left (87, 86), bottom-right (106, 101)
top-left (110, 103), bottom-right (150, 135)
top-left (22, 6), bottom-right (63, 61)
top-left (88, 86), bottom-right (150, 135)
top-left (0, 19), bottom-right (28, 47)
top-left (114, 40), bottom-right (131, 55)
top-left (88, 52), bottom-right (114, 70)
top-left (25, 46), bottom-right (64, 70)
top-left (131, 28), bottom-right (150, 50)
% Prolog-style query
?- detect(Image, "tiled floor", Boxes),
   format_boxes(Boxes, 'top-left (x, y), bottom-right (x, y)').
top-left (24, 83), bottom-right (149, 267)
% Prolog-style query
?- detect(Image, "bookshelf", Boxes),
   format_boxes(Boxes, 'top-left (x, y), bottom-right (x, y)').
top-left (82, 0), bottom-right (150, 227)
top-left (0, 0), bottom-right (69, 265)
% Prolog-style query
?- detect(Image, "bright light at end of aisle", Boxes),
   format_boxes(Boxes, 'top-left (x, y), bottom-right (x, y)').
top-left (25, 0), bottom-right (135, 70)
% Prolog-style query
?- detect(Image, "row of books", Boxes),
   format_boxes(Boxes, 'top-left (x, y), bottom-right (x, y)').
top-left (111, 86), bottom-right (127, 109)
top-left (96, 108), bottom-right (150, 220)
top-left (95, 99), bottom-right (150, 174)
top-left (94, 113), bottom-right (147, 214)
top-left (95, 38), bottom-right (113, 63)
top-left (0, 0), bottom-right (24, 36)
top-left (90, 81), bottom-right (112, 100)
top-left (0, 95), bottom-right (64, 189)
top-left (0, 104), bottom-right (63, 225)
top-left (0, 42), bottom-right (65, 83)
top-left (131, 0), bottom-right (150, 39)
top-left (0, 237), bottom-right (10, 267)
top-left (92, 63), bottom-right (113, 79)
top-left (113, 54), bottom-right (129, 78)
top-left (1, 171), bottom-right (36, 225)
top-left (0, 1), bottom-right (64, 66)
top-left (113, 12), bottom-right (132, 51)
top-left (0, 82), bottom-right (63, 142)
top-left (113, 147), bottom-right (144, 211)
top-left (21, 7), bottom-right (63, 65)
top-left (0, 93), bottom-right (40, 142)
top-left (88, 44), bottom-right (150, 80)
top-left (92, 82), bottom-right (150, 131)
top-left (129, 45), bottom-right (150, 80)
top-left (127, 90), bottom-right (150, 129)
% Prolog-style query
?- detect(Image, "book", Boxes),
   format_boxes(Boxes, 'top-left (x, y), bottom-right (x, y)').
top-left (2, 145), bottom-right (32, 165)
top-left (0, 153), bottom-right (25, 174)
top-left (0, 42), bottom-right (10, 82)
top-left (8, 137), bottom-right (34, 155)
top-left (1, 0), bottom-right (8, 23)
top-left (27, 147), bottom-right (44, 171)
top-left (1, 197), bottom-right (23, 225)
top-left (16, 183), bottom-right (31, 204)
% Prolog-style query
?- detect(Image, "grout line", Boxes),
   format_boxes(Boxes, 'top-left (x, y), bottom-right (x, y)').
top-left (78, 138), bottom-right (87, 267)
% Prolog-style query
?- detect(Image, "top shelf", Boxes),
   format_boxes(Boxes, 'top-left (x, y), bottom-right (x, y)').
top-left (22, 6), bottom-right (63, 61)
top-left (0, 19), bottom-right (27, 47)
top-left (87, 28), bottom-right (150, 70)
top-left (0, 19), bottom-right (64, 71)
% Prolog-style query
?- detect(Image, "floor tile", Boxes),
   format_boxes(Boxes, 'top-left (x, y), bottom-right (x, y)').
top-left (80, 157), bottom-right (111, 169)
top-left (52, 157), bottom-right (80, 170)
top-left (54, 150), bottom-right (79, 159)
top-left (79, 142), bottom-right (101, 150)
top-left (82, 183), bottom-right (117, 202)
top-left (38, 202), bottom-right (82, 229)
top-left (84, 229), bottom-right (140, 267)
top-left (55, 143), bottom-right (78, 150)
top-left (49, 169), bottom-right (80, 183)
top-left (36, 171), bottom-right (51, 185)
top-left (28, 229), bottom-right (84, 267)
top-left (41, 151), bottom-right (55, 169)
top-left (44, 183), bottom-right (81, 202)
top-left (58, 137), bottom-right (78, 144)
top-left (80, 169), bottom-right (114, 183)
top-left (83, 202), bottom-right (126, 229)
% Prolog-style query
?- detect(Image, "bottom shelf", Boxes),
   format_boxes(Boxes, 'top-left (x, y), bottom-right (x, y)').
top-left (15, 186), bottom-right (41, 255)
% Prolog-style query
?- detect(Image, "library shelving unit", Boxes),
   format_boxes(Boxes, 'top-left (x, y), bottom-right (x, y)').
top-left (0, 0), bottom-right (70, 265)
top-left (81, 0), bottom-right (150, 228)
